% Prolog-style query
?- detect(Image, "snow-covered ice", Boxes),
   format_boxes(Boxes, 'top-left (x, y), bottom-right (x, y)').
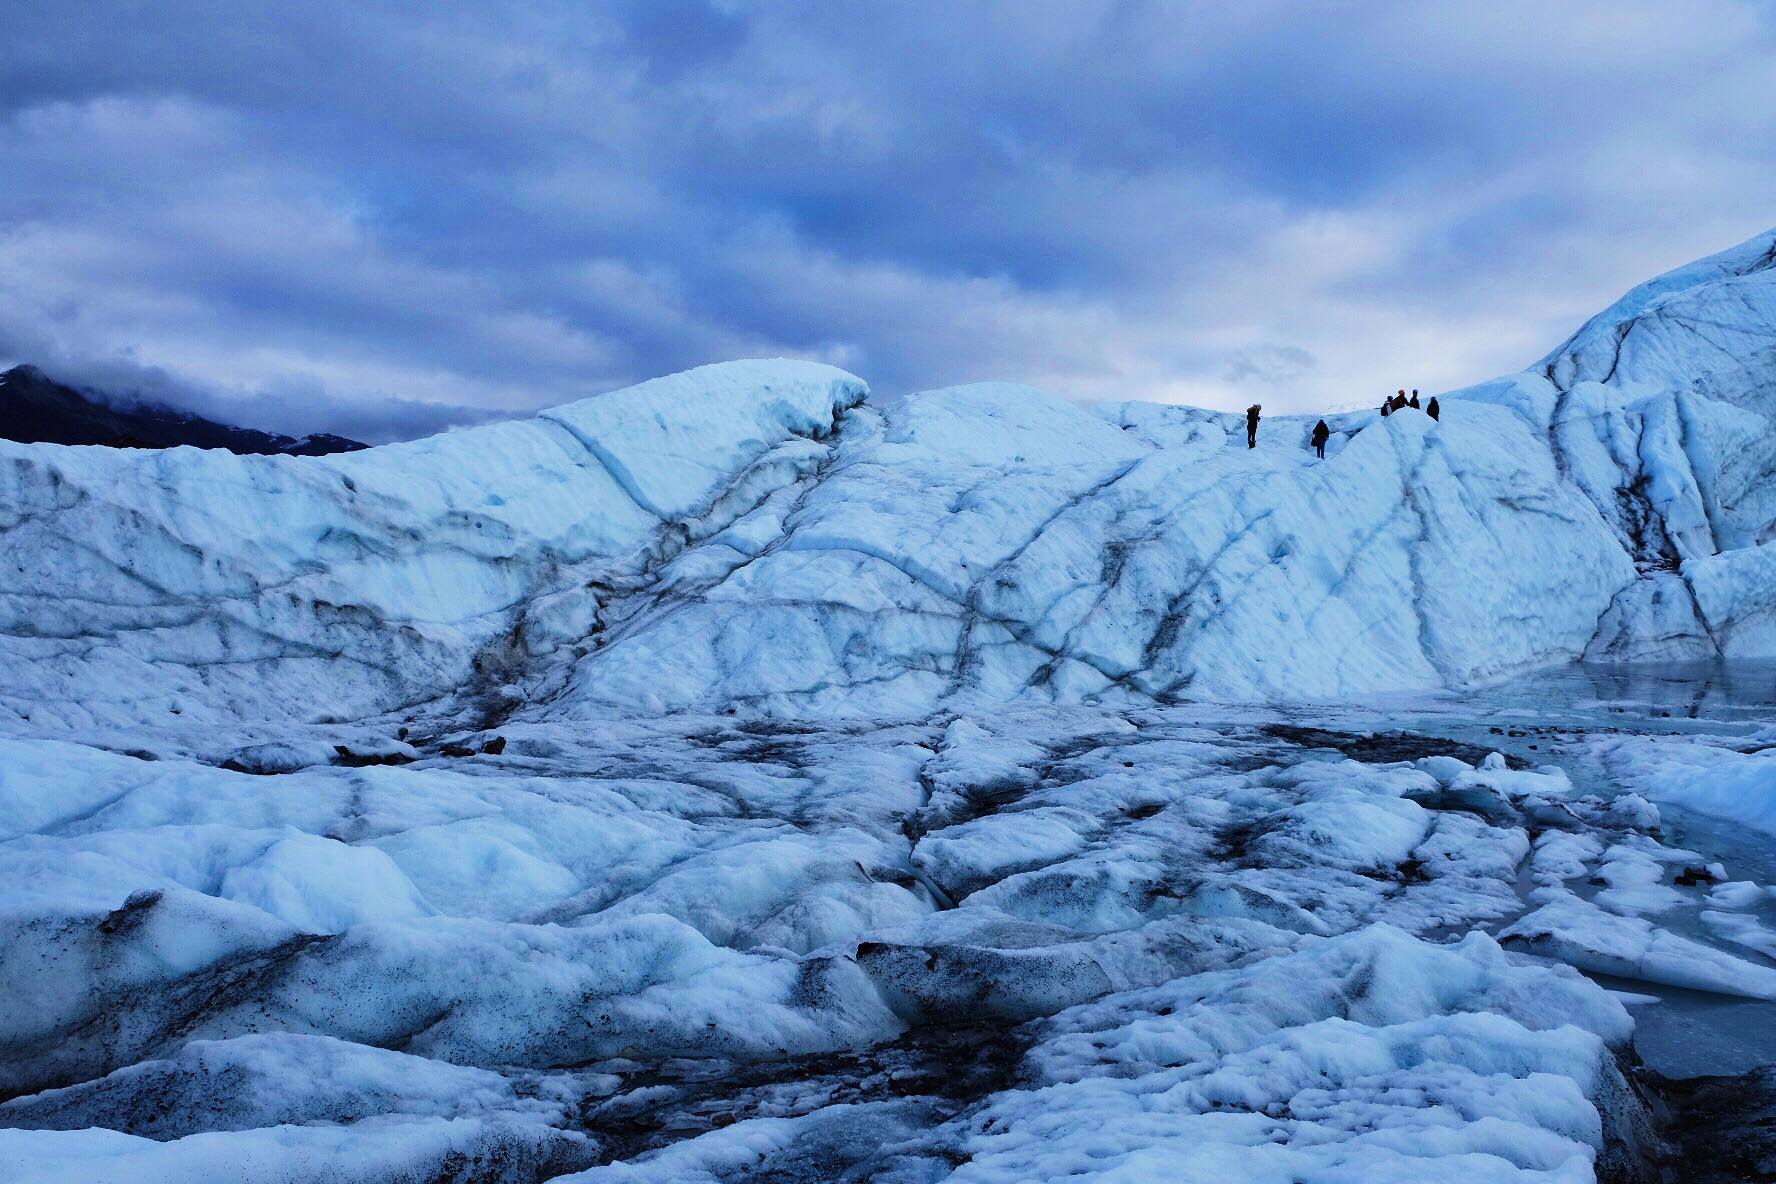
top-left (2, 231), bottom-right (1776, 1179)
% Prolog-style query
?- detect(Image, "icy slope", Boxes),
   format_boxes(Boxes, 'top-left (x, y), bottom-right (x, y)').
top-left (2, 233), bottom-right (1774, 726)
top-left (0, 360), bottom-right (866, 726)
top-left (556, 231), bottom-right (1776, 713)
top-left (559, 382), bottom-right (1631, 714)
top-left (1460, 229), bottom-right (1776, 661)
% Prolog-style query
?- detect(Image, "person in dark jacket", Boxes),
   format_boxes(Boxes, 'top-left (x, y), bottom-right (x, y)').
top-left (1426, 396), bottom-right (1440, 421)
top-left (1311, 419), bottom-right (1330, 458)
top-left (1380, 397), bottom-right (1391, 417)
top-left (1246, 404), bottom-right (1261, 448)
top-left (1408, 389), bottom-right (1421, 408)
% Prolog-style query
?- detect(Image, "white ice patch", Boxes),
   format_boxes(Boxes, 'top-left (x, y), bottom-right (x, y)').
top-left (1635, 741), bottom-right (1776, 836)
top-left (1454, 752), bottom-right (1574, 800)
top-left (1502, 888), bottom-right (1776, 999)
top-left (1700, 910), bottom-right (1776, 962)
top-left (1590, 842), bottom-right (1688, 917)
top-left (1708, 880), bottom-right (1772, 909)
top-left (1531, 831), bottom-right (1604, 886)
top-left (218, 832), bottom-right (435, 934)
top-left (0, 1117), bottom-right (591, 1184)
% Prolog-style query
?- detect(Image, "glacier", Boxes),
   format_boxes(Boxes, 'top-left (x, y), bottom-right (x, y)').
top-left (1, 230), bottom-right (1775, 1181)
top-left (4, 232), bottom-right (1773, 727)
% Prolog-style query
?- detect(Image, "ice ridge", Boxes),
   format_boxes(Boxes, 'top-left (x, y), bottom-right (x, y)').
top-left (1, 235), bottom-right (1774, 727)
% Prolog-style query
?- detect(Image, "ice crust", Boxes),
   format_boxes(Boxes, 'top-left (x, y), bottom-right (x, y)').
top-left (4, 235), bottom-right (1776, 1179)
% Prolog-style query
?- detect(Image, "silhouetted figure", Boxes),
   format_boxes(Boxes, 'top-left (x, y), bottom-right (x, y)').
top-left (1311, 419), bottom-right (1330, 458)
top-left (1408, 389), bottom-right (1420, 409)
top-left (1246, 404), bottom-right (1261, 448)
top-left (1426, 396), bottom-right (1440, 421)
top-left (1380, 398), bottom-right (1391, 417)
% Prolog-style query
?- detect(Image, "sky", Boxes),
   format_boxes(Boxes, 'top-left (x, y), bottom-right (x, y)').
top-left (2, 1), bottom-right (1776, 442)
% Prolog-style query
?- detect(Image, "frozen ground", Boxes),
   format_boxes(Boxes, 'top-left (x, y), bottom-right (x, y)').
top-left (1, 233), bottom-right (1774, 1181)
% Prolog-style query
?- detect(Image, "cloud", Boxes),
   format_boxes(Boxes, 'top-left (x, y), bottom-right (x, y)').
top-left (1222, 345), bottom-right (1317, 385)
top-left (0, 0), bottom-right (1773, 439)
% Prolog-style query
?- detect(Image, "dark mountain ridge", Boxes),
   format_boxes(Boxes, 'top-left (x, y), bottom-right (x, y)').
top-left (0, 365), bottom-right (367, 456)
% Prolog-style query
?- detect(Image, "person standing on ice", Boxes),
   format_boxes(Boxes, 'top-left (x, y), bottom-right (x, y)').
top-left (1426, 396), bottom-right (1440, 421)
top-left (1246, 404), bottom-right (1261, 448)
top-left (1391, 390), bottom-right (1408, 412)
top-left (1409, 389), bottom-right (1421, 408)
top-left (1380, 396), bottom-right (1391, 417)
top-left (1311, 419), bottom-right (1330, 458)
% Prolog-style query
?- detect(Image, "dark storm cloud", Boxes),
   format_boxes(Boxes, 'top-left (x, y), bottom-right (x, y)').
top-left (0, 1), bottom-right (1774, 441)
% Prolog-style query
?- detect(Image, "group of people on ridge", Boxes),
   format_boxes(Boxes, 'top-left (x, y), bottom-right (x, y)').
top-left (1243, 388), bottom-right (1440, 461)
top-left (1380, 388), bottom-right (1439, 420)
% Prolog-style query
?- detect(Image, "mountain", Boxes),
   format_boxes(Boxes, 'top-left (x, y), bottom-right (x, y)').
top-left (0, 231), bottom-right (1772, 728)
top-left (0, 364), bottom-right (367, 456)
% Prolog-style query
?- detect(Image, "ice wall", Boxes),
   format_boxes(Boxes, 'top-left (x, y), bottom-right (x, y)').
top-left (1, 231), bottom-right (1774, 723)
top-left (1459, 228), bottom-right (1776, 661)
top-left (0, 360), bottom-right (866, 726)
top-left (558, 384), bottom-right (1632, 715)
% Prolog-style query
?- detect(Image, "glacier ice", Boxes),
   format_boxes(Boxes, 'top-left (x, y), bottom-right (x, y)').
top-left (0, 359), bottom-right (868, 728)
top-left (2, 234), bottom-right (1772, 725)
top-left (2, 231), bottom-right (1776, 1180)
top-left (2, 707), bottom-right (1742, 1180)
